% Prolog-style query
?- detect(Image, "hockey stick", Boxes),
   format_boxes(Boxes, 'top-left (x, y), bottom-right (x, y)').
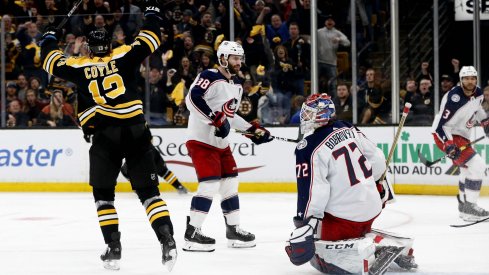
top-left (234, 129), bottom-right (303, 143)
top-left (450, 216), bottom-right (489, 228)
top-left (379, 102), bottom-right (412, 182)
top-left (417, 136), bottom-right (485, 167)
top-left (56, 0), bottom-right (83, 30)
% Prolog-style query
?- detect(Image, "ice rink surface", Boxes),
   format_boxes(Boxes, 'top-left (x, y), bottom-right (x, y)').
top-left (1, 192), bottom-right (488, 275)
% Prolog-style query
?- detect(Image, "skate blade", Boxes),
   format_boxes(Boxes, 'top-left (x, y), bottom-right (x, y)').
top-left (103, 259), bottom-right (120, 270)
top-left (163, 249), bottom-right (177, 272)
top-left (182, 241), bottom-right (215, 252)
top-left (227, 239), bottom-right (256, 248)
top-left (460, 213), bottom-right (489, 222)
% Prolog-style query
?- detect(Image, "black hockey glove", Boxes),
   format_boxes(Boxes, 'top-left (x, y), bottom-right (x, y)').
top-left (245, 122), bottom-right (273, 145)
top-left (40, 26), bottom-right (62, 46)
top-left (444, 140), bottom-right (461, 160)
top-left (285, 216), bottom-right (319, 266)
top-left (210, 111), bottom-right (230, 138)
top-left (142, 0), bottom-right (163, 20)
top-left (481, 118), bottom-right (489, 137)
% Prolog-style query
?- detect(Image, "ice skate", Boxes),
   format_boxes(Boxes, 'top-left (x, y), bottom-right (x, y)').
top-left (459, 200), bottom-right (489, 222)
top-left (225, 217), bottom-right (256, 248)
top-left (456, 194), bottom-right (464, 212)
top-left (100, 232), bottom-right (122, 270)
top-left (183, 217), bottom-right (215, 252)
top-left (159, 225), bottom-right (177, 271)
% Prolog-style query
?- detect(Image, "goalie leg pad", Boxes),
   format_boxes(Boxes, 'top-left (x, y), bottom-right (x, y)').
top-left (312, 237), bottom-right (376, 274)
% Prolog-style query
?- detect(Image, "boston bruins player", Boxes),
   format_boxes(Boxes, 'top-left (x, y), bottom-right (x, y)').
top-left (39, 0), bottom-right (177, 271)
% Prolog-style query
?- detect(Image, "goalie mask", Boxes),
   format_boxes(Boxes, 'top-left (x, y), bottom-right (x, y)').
top-left (87, 28), bottom-right (111, 57)
top-left (300, 93), bottom-right (336, 134)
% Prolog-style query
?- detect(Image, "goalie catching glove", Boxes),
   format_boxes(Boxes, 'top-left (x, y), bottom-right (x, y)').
top-left (245, 122), bottom-right (273, 144)
top-left (285, 216), bottom-right (320, 266)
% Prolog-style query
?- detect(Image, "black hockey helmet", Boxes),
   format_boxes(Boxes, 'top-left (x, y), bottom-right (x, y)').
top-left (87, 28), bottom-right (111, 57)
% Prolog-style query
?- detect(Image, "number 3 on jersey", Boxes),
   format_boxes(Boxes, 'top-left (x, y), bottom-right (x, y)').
top-left (332, 142), bottom-right (372, 186)
top-left (88, 74), bottom-right (126, 104)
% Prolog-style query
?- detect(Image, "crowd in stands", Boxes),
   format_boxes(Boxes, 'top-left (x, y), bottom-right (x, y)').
top-left (1, 0), bottom-right (486, 129)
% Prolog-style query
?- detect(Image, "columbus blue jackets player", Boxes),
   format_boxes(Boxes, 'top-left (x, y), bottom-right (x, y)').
top-left (432, 66), bottom-right (489, 222)
top-left (286, 93), bottom-right (417, 274)
top-left (39, 0), bottom-right (177, 271)
top-left (183, 41), bottom-right (273, 252)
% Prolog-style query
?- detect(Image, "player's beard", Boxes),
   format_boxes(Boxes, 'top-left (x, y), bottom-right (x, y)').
top-left (227, 64), bottom-right (241, 75)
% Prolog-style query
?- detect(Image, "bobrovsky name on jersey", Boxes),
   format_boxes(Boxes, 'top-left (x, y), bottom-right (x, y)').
top-left (0, 145), bottom-right (68, 167)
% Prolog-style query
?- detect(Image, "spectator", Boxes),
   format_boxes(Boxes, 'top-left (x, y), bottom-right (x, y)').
top-left (238, 78), bottom-right (261, 122)
top-left (403, 79), bottom-right (418, 105)
top-left (178, 56), bottom-right (196, 89)
top-left (333, 82), bottom-right (352, 122)
top-left (6, 81), bottom-right (19, 105)
top-left (197, 51), bottom-right (218, 73)
top-left (283, 21), bottom-right (310, 95)
top-left (482, 86), bottom-right (489, 115)
top-left (271, 44), bottom-right (296, 98)
top-left (317, 14), bottom-right (350, 95)
top-left (257, 82), bottom-right (289, 125)
top-left (37, 90), bottom-right (76, 127)
top-left (265, 14), bottom-right (289, 49)
top-left (416, 61), bottom-right (433, 84)
top-left (289, 0), bottom-right (312, 38)
top-left (28, 76), bottom-right (48, 104)
top-left (289, 95), bottom-right (305, 124)
top-left (147, 68), bottom-right (172, 126)
top-left (16, 21), bottom-right (46, 85)
top-left (6, 99), bottom-right (29, 128)
top-left (359, 68), bottom-right (389, 124)
top-left (410, 78), bottom-right (434, 125)
top-left (120, 0), bottom-right (142, 38)
top-left (439, 74), bottom-right (455, 102)
top-left (16, 74), bottom-right (29, 101)
top-left (22, 89), bottom-right (44, 126)
top-left (4, 32), bottom-right (21, 80)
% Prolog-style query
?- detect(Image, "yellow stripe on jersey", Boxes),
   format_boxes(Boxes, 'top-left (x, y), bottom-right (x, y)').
top-left (42, 50), bottom-right (63, 73)
top-left (48, 55), bottom-right (62, 75)
top-left (78, 100), bottom-right (143, 125)
top-left (141, 30), bottom-right (160, 45)
top-left (137, 36), bottom-right (155, 52)
top-left (136, 30), bottom-right (160, 53)
top-left (65, 45), bottom-right (132, 67)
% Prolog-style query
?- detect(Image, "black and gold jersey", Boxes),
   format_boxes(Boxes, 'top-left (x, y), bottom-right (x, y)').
top-left (40, 17), bottom-right (161, 132)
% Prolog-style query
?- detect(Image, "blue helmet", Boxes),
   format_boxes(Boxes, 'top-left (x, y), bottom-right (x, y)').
top-left (300, 93), bottom-right (336, 134)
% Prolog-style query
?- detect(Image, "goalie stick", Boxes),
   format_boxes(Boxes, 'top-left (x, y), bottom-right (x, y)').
top-left (234, 129), bottom-right (303, 143)
top-left (417, 136), bottom-right (485, 167)
top-left (450, 216), bottom-right (489, 228)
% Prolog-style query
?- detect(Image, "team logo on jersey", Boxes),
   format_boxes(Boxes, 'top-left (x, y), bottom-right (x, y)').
top-left (297, 139), bottom-right (308, 150)
top-left (222, 98), bottom-right (238, 118)
top-left (451, 94), bottom-right (460, 102)
top-left (466, 114), bottom-right (476, 128)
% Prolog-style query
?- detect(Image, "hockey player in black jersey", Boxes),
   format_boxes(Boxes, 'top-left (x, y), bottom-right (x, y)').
top-left (40, 0), bottom-right (177, 271)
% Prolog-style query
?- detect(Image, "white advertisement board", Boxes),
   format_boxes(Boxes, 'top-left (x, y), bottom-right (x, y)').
top-left (1, 127), bottom-right (489, 192)
top-left (454, 0), bottom-right (489, 21)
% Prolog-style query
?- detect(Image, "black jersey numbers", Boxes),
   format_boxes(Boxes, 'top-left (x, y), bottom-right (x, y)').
top-left (88, 73), bottom-right (126, 104)
top-left (332, 142), bottom-right (372, 186)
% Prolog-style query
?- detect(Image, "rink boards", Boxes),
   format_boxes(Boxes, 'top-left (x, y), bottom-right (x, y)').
top-left (0, 126), bottom-right (488, 195)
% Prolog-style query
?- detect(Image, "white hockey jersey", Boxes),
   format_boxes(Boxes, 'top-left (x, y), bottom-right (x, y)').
top-left (185, 69), bottom-right (251, 148)
top-left (432, 85), bottom-right (486, 141)
top-left (294, 121), bottom-right (384, 222)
